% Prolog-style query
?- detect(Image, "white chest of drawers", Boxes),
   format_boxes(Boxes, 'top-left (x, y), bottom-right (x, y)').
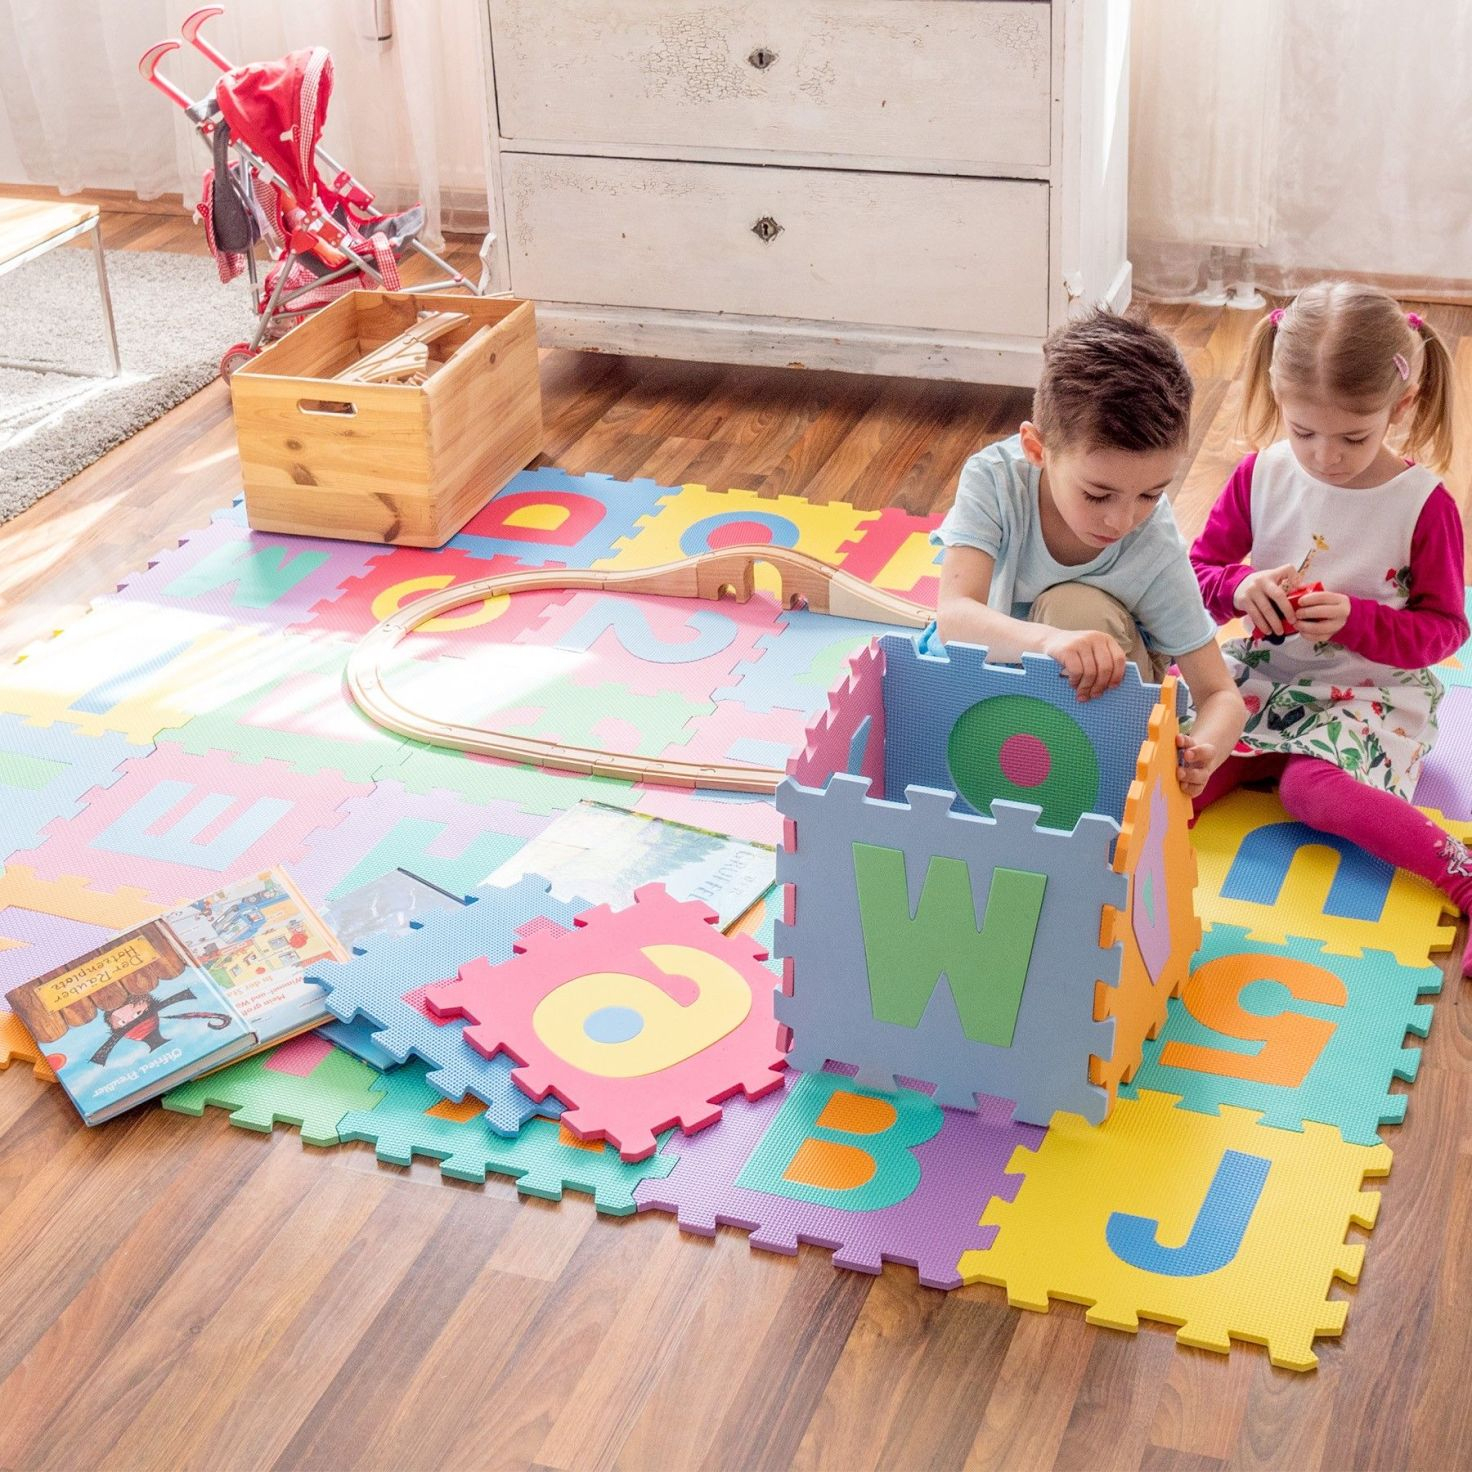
top-left (480, 1), bottom-right (1131, 386)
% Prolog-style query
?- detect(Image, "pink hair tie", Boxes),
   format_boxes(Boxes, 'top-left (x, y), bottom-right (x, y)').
top-left (1406, 312), bottom-right (1425, 330)
top-left (1269, 308), bottom-right (1285, 325)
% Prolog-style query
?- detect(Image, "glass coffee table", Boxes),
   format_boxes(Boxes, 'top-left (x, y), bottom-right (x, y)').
top-left (0, 199), bottom-right (120, 377)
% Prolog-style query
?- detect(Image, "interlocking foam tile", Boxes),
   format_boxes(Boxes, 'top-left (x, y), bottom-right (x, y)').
top-left (0, 906), bottom-right (113, 993)
top-left (1191, 787), bottom-right (1461, 964)
top-left (319, 1018), bottom-right (400, 1071)
top-left (429, 885), bottom-right (786, 1162)
top-left (489, 678), bottom-right (714, 759)
top-left (162, 1035), bottom-right (387, 1146)
top-left (517, 589), bottom-right (777, 699)
top-left (635, 1067), bottom-right (1042, 1288)
top-left (157, 642), bottom-right (406, 783)
top-left (106, 519), bottom-right (382, 629)
top-left (0, 865), bottom-right (158, 931)
top-left (1125, 924), bottom-right (1440, 1145)
top-left (713, 608), bottom-right (895, 717)
top-left (310, 875), bottom-right (587, 1130)
top-left (596, 484), bottom-right (871, 575)
top-left (337, 1058), bottom-right (676, 1210)
top-left (775, 780), bottom-right (1119, 1124)
top-left (16, 745), bottom-right (369, 908)
top-left (835, 506), bottom-right (942, 606)
top-left (652, 700), bottom-right (811, 774)
top-left (1, 1009), bottom-right (55, 1081)
top-left (451, 467), bottom-right (672, 567)
top-left (288, 778), bottom-right (544, 905)
top-left (789, 641), bottom-right (887, 793)
top-left (961, 1089), bottom-right (1390, 1371)
top-left (1412, 685), bottom-right (1472, 820)
top-left (0, 604), bottom-right (330, 745)
top-left (294, 547), bottom-right (578, 655)
top-left (881, 636), bottom-right (1167, 824)
top-left (1094, 692), bottom-right (1200, 1104)
top-left (382, 741), bottom-right (626, 815)
top-left (0, 716), bottom-right (150, 861)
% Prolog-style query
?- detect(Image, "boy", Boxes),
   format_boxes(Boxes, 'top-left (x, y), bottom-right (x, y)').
top-left (934, 308), bottom-right (1244, 796)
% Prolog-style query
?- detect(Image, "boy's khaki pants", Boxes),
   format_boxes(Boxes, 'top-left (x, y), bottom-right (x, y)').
top-left (1030, 582), bottom-right (1172, 682)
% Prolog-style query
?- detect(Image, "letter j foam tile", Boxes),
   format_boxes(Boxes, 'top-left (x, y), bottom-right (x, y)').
top-left (959, 1089), bottom-right (1389, 1371)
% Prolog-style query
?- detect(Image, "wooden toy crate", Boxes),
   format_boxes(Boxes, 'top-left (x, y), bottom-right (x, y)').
top-left (230, 290), bottom-right (542, 547)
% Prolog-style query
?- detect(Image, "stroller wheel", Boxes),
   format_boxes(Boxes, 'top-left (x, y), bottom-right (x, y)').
top-left (219, 342), bottom-right (258, 380)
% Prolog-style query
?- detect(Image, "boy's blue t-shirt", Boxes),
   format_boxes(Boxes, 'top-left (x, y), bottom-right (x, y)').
top-left (931, 435), bottom-right (1216, 657)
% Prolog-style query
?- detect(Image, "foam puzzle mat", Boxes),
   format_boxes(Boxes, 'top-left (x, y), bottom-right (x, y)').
top-left (3, 468), bottom-right (1470, 1372)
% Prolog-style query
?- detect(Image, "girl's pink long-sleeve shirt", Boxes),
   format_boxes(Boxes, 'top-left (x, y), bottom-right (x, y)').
top-left (1190, 451), bottom-right (1470, 670)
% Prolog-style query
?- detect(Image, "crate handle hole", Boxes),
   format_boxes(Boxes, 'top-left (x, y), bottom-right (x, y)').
top-left (298, 398), bottom-right (358, 416)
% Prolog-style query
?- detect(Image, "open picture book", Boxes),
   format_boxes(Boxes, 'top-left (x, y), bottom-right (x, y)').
top-left (4, 868), bottom-right (348, 1124)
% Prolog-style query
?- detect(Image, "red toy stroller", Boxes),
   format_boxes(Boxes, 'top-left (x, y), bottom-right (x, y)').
top-left (141, 6), bottom-right (481, 378)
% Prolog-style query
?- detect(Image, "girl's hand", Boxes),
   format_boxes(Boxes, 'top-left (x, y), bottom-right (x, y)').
top-left (1175, 732), bottom-right (1218, 798)
top-left (1291, 588), bottom-right (1351, 642)
top-left (1232, 564), bottom-right (1298, 636)
top-left (1040, 627), bottom-right (1127, 701)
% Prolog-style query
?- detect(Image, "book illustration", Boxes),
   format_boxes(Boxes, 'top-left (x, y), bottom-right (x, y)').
top-left (163, 869), bottom-right (349, 1031)
top-left (89, 987), bottom-right (234, 1066)
top-left (485, 801), bottom-right (775, 930)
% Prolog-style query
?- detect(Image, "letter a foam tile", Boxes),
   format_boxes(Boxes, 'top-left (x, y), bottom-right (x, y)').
top-left (1125, 924), bottom-right (1441, 1145)
top-left (162, 1036), bottom-right (387, 1147)
top-left (336, 1059), bottom-right (675, 1212)
top-left (428, 885), bottom-right (787, 1162)
top-left (634, 1067), bottom-right (1043, 1288)
top-left (959, 1089), bottom-right (1390, 1371)
top-left (309, 875), bottom-right (588, 1133)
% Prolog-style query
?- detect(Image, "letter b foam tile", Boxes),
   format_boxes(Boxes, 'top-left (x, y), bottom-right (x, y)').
top-left (635, 1067), bottom-right (1043, 1289)
top-left (960, 1089), bottom-right (1389, 1371)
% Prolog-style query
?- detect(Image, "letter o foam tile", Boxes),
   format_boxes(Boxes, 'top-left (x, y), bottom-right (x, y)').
top-left (960, 1089), bottom-right (1390, 1371)
top-left (427, 885), bottom-right (787, 1162)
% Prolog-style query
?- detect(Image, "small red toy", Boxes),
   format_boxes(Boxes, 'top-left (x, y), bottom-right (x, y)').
top-left (1249, 581), bottom-right (1324, 645)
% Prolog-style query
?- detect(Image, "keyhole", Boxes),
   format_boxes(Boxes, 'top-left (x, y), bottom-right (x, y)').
top-left (748, 46), bottom-right (778, 71)
top-left (752, 216), bottom-right (783, 244)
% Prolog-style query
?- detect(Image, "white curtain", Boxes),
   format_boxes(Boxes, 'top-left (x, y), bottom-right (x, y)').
top-left (1131, 0), bottom-right (1472, 300)
top-left (0, 0), bottom-right (490, 246)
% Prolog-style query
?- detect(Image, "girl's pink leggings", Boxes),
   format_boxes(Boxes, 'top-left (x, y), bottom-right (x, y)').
top-left (1193, 752), bottom-right (1472, 974)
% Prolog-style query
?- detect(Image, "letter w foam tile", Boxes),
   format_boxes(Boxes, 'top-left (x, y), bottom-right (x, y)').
top-left (162, 1035), bottom-right (387, 1147)
top-left (960, 1089), bottom-right (1390, 1371)
top-left (1191, 787), bottom-right (1462, 964)
top-left (310, 876), bottom-right (588, 1132)
top-left (1123, 924), bottom-right (1441, 1146)
top-left (634, 1067), bottom-right (1043, 1289)
top-left (428, 885), bottom-right (787, 1162)
top-left (336, 1059), bottom-right (675, 1212)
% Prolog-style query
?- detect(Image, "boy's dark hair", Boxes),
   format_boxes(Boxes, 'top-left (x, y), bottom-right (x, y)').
top-left (1033, 306), bottom-right (1194, 454)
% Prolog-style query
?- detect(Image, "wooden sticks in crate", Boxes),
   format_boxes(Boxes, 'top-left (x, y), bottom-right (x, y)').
top-left (332, 310), bottom-right (470, 386)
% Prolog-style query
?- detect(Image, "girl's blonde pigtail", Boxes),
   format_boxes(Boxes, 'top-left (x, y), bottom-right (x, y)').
top-left (1404, 319), bottom-right (1456, 474)
top-left (1236, 311), bottom-right (1282, 449)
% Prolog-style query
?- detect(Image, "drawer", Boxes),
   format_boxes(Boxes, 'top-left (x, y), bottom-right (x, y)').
top-left (489, 1), bottom-right (1052, 170)
top-left (501, 154), bottom-right (1050, 339)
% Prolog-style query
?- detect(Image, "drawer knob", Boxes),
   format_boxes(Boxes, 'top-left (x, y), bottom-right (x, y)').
top-left (751, 216), bottom-right (783, 244)
top-left (748, 46), bottom-right (778, 71)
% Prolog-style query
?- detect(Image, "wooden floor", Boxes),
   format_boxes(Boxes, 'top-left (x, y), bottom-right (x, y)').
top-left (2, 200), bottom-right (1471, 1472)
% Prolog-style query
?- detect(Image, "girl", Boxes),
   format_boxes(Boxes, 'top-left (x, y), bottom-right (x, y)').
top-left (1190, 282), bottom-right (1472, 972)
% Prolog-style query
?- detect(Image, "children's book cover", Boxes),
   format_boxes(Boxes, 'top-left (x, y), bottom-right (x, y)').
top-left (162, 869), bottom-right (350, 1042)
top-left (4, 920), bottom-right (254, 1124)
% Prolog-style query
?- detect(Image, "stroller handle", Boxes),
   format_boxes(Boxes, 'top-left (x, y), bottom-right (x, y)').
top-left (180, 7), bottom-right (231, 72)
top-left (138, 41), bottom-right (194, 109)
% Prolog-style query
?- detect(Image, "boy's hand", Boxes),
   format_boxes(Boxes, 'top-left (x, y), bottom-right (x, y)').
top-left (1175, 732), bottom-right (1219, 798)
top-left (1233, 564), bottom-right (1298, 636)
top-left (1041, 628), bottom-right (1127, 701)
top-left (1291, 588), bottom-right (1351, 642)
